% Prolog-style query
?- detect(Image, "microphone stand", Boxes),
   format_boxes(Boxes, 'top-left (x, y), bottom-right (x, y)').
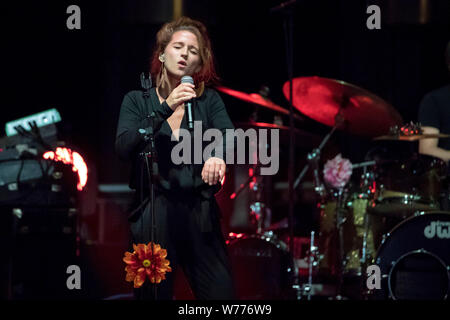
top-left (139, 73), bottom-right (158, 300)
top-left (139, 116), bottom-right (158, 300)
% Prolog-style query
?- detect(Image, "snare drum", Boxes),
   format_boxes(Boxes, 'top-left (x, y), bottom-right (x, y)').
top-left (372, 211), bottom-right (450, 300)
top-left (227, 231), bottom-right (291, 299)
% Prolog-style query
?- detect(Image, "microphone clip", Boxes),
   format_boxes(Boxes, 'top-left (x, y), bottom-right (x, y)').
top-left (140, 72), bottom-right (152, 98)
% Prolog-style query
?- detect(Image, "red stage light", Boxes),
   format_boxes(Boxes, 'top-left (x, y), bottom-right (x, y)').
top-left (43, 147), bottom-right (88, 191)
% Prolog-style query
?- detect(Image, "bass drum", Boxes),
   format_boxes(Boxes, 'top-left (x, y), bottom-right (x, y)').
top-left (227, 232), bottom-right (291, 299)
top-left (372, 211), bottom-right (450, 300)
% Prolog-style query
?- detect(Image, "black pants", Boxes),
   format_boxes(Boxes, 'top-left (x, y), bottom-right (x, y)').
top-left (129, 192), bottom-right (235, 300)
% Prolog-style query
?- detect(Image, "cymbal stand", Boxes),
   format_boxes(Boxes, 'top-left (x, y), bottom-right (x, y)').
top-left (334, 188), bottom-right (346, 299)
top-left (358, 165), bottom-right (375, 266)
top-left (332, 162), bottom-right (376, 300)
top-left (229, 165), bottom-right (258, 200)
top-left (229, 164), bottom-right (269, 233)
top-left (287, 121), bottom-right (340, 300)
top-left (294, 124), bottom-right (339, 190)
top-left (249, 176), bottom-right (268, 234)
top-left (302, 230), bottom-right (319, 300)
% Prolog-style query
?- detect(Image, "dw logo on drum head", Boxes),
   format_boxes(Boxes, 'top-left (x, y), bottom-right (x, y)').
top-left (424, 221), bottom-right (450, 239)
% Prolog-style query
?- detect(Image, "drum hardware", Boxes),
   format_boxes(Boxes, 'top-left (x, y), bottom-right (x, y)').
top-left (229, 163), bottom-right (272, 233)
top-left (249, 201), bottom-right (271, 234)
top-left (292, 128), bottom-right (375, 299)
top-left (306, 231), bottom-right (318, 299)
top-left (291, 230), bottom-right (320, 300)
top-left (308, 149), bottom-right (327, 200)
top-left (334, 188), bottom-right (347, 299)
top-left (360, 212), bottom-right (370, 266)
top-left (357, 168), bottom-right (377, 267)
top-left (290, 131), bottom-right (338, 299)
top-left (374, 122), bottom-right (450, 141)
top-left (389, 122), bottom-right (423, 136)
top-left (413, 211), bottom-right (424, 217)
top-left (380, 233), bottom-right (389, 246)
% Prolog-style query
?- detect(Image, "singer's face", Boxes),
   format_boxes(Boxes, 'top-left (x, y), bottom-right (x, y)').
top-left (163, 30), bottom-right (202, 80)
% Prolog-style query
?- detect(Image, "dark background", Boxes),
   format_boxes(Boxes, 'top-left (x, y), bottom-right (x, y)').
top-left (2, 0), bottom-right (450, 184)
top-left (1, 0), bottom-right (450, 299)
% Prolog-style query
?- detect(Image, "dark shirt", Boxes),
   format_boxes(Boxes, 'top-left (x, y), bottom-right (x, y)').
top-left (115, 87), bottom-right (234, 198)
top-left (418, 84), bottom-right (450, 150)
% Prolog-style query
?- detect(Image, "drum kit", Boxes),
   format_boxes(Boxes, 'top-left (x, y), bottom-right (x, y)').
top-left (218, 76), bottom-right (450, 300)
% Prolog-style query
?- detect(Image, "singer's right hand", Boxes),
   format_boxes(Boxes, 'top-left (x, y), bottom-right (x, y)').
top-left (165, 83), bottom-right (196, 110)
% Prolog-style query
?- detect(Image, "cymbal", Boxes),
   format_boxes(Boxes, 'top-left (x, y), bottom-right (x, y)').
top-left (216, 86), bottom-right (303, 120)
top-left (235, 121), bottom-right (297, 131)
top-left (234, 121), bottom-right (322, 147)
top-left (282, 76), bottom-right (403, 137)
top-left (374, 134), bottom-right (450, 141)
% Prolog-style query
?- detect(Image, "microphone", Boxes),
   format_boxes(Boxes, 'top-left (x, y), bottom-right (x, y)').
top-left (181, 76), bottom-right (195, 130)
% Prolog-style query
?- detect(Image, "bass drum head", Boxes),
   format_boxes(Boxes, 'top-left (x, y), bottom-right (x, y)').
top-left (388, 250), bottom-right (449, 300)
top-left (373, 211), bottom-right (450, 300)
top-left (227, 232), bottom-right (291, 300)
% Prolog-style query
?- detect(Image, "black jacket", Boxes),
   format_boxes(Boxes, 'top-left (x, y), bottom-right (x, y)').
top-left (115, 87), bottom-right (235, 229)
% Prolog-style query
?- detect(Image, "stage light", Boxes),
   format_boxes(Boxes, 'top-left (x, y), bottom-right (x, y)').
top-left (43, 147), bottom-right (88, 191)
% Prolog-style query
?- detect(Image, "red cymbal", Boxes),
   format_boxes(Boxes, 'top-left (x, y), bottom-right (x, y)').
top-left (216, 86), bottom-right (300, 118)
top-left (282, 76), bottom-right (403, 137)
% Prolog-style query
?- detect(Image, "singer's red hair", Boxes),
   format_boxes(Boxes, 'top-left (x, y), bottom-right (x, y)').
top-left (150, 17), bottom-right (219, 86)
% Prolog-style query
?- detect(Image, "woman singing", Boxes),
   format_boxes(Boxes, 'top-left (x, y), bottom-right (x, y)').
top-left (115, 16), bottom-right (235, 300)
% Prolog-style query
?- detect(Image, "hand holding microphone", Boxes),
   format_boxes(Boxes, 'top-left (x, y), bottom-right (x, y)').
top-left (165, 77), bottom-right (196, 115)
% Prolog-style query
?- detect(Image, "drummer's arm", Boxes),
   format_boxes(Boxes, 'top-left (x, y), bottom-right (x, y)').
top-left (418, 126), bottom-right (450, 162)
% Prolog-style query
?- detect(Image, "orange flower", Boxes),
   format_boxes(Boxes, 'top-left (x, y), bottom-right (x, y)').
top-left (123, 242), bottom-right (172, 288)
